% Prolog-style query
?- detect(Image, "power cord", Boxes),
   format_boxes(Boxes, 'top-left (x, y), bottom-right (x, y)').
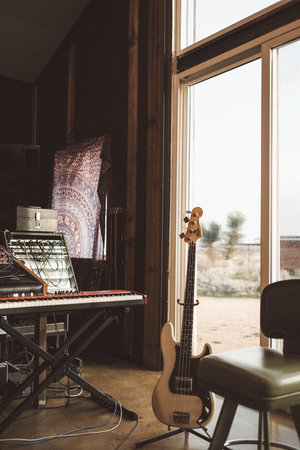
top-left (0, 395), bottom-right (122, 446)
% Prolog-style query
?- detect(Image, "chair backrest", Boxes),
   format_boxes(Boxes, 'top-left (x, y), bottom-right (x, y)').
top-left (261, 279), bottom-right (300, 354)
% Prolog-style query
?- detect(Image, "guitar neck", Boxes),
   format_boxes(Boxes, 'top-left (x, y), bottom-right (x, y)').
top-left (180, 243), bottom-right (196, 357)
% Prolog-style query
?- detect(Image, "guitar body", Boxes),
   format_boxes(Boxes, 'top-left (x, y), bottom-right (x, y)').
top-left (152, 321), bottom-right (214, 429)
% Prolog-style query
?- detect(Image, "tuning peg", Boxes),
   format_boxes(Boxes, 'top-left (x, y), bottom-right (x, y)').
top-left (179, 233), bottom-right (185, 239)
top-left (183, 216), bottom-right (189, 223)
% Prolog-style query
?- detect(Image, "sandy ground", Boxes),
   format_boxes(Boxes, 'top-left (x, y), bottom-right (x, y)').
top-left (193, 296), bottom-right (260, 354)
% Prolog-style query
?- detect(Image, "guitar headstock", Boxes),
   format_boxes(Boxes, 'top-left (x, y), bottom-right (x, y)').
top-left (180, 207), bottom-right (203, 244)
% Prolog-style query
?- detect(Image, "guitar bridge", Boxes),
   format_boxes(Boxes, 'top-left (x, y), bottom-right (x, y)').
top-left (173, 411), bottom-right (190, 425)
top-left (175, 376), bottom-right (193, 393)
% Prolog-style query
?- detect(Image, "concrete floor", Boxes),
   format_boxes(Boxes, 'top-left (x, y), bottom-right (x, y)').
top-left (0, 356), bottom-right (299, 450)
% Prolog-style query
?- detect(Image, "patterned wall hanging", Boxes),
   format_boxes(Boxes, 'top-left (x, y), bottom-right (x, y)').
top-left (51, 135), bottom-right (111, 260)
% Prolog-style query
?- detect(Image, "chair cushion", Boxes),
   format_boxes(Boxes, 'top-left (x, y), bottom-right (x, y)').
top-left (197, 346), bottom-right (300, 410)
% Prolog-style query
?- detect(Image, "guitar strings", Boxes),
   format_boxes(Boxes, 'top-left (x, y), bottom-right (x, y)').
top-left (176, 242), bottom-right (196, 423)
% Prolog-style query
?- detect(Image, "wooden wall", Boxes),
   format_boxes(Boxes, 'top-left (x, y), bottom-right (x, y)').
top-left (74, 1), bottom-right (129, 208)
top-left (37, 39), bottom-right (69, 206)
top-left (0, 77), bottom-right (33, 144)
top-left (124, 0), bottom-right (172, 368)
top-left (36, 0), bottom-right (129, 211)
top-left (0, 77), bottom-right (36, 230)
top-left (0, 0), bottom-right (171, 369)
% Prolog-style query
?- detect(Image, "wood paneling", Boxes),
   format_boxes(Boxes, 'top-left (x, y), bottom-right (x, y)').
top-left (0, 77), bottom-right (33, 144)
top-left (143, 0), bottom-right (166, 369)
top-left (37, 39), bottom-right (69, 207)
top-left (125, 0), bottom-right (139, 291)
top-left (123, 0), bottom-right (139, 357)
top-left (74, 0), bottom-right (129, 209)
top-left (33, 0), bottom-right (171, 366)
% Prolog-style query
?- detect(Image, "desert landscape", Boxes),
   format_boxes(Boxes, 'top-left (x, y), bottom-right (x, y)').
top-left (193, 243), bottom-right (261, 354)
top-left (194, 295), bottom-right (260, 354)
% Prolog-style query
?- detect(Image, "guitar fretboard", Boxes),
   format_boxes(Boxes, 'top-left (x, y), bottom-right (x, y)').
top-left (180, 243), bottom-right (196, 359)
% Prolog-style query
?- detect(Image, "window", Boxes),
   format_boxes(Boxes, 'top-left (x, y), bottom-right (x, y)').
top-left (179, 0), bottom-right (280, 51)
top-left (266, 36), bottom-right (300, 281)
top-left (170, 1), bottom-right (300, 349)
top-left (187, 61), bottom-right (261, 353)
top-left (276, 40), bottom-right (300, 279)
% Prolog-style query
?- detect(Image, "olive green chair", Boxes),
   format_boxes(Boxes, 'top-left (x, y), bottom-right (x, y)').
top-left (197, 279), bottom-right (300, 450)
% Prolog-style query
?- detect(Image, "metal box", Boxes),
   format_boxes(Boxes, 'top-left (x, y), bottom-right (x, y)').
top-left (16, 206), bottom-right (57, 233)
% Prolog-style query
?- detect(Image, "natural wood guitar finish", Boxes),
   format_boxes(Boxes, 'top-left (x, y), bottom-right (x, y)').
top-left (152, 207), bottom-right (214, 429)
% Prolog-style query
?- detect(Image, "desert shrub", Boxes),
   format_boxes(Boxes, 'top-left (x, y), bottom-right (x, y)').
top-left (196, 244), bottom-right (260, 297)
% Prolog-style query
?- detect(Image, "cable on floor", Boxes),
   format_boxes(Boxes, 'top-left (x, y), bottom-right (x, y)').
top-left (115, 416), bottom-right (139, 450)
top-left (0, 396), bottom-right (122, 446)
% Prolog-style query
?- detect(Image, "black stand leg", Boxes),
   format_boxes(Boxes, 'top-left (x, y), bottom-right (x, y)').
top-left (135, 427), bottom-right (187, 448)
top-left (0, 310), bottom-right (138, 434)
top-left (135, 423), bottom-right (234, 449)
top-left (65, 367), bottom-right (138, 420)
top-left (135, 427), bottom-right (215, 449)
top-left (0, 312), bottom-right (103, 411)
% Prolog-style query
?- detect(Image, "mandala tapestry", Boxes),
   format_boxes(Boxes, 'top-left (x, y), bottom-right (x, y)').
top-left (51, 135), bottom-right (111, 260)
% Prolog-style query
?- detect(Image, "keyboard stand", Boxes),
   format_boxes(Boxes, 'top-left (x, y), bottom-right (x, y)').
top-left (0, 311), bottom-right (138, 434)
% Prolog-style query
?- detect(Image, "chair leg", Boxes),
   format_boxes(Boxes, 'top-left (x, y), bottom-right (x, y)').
top-left (263, 411), bottom-right (270, 450)
top-left (209, 398), bottom-right (238, 450)
top-left (258, 411), bottom-right (263, 450)
top-left (290, 404), bottom-right (300, 441)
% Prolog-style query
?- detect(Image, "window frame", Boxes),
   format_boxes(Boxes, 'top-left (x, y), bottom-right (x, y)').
top-left (169, 1), bottom-right (300, 343)
top-left (175, 0), bottom-right (299, 55)
top-left (261, 27), bottom-right (300, 286)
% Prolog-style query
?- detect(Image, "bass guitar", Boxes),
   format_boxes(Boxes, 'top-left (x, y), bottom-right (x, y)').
top-left (152, 207), bottom-right (214, 429)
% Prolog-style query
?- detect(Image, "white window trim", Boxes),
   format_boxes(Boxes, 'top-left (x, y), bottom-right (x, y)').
top-left (175, 0), bottom-right (297, 56)
top-left (169, 9), bottom-right (300, 343)
top-left (261, 26), bottom-right (300, 287)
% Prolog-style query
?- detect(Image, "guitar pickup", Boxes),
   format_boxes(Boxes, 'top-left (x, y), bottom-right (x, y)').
top-left (175, 376), bottom-right (193, 392)
top-left (173, 411), bottom-right (190, 424)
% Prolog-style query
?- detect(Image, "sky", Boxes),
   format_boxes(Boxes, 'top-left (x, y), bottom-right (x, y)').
top-left (188, 60), bottom-right (261, 243)
top-left (183, 7), bottom-right (300, 243)
top-left (181, 0), bottom-right (279, 48)
top-left (278, 41), bottom-right (300, 237)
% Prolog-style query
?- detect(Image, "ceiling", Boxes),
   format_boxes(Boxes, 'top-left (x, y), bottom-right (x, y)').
top-left (0, 0), bottom-right (90, 83)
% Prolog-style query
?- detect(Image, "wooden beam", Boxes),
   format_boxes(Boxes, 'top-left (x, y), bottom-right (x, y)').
top-left (123, 0), bottom-right (139, 356)
top-left (125, 0), bottom-right (139, 290)
top-left (31, 89), bottom-right (48, 405)
top-left (143, 0), bottom-right (165, 369)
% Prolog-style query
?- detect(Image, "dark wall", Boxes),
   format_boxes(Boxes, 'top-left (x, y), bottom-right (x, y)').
top-left (37, 40), bottom-right (69, 207)
top-left (0, 1), bottom-right (168, 367)
top-left (0, 77), bottom-right (35, 230)
top-left (35, 1), bottom-right (132, 357)
top-left (37, 0), bottom-right (129, 210)
top-left (75, 0), bottom-right (129, 208)
top-left (0, 77), bottom-right (33, 145)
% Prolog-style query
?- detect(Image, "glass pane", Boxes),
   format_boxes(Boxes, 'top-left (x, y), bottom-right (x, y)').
top-left (180, 0), bottom-right (279, 49)
top-left (278, 39), bottom-right (300, 279)
top-left (187, 60), bottom-right (261, 353)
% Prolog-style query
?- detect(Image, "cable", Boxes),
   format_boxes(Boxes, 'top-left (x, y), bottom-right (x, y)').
top-left (115, 416), bottom-right (139, 450)
top-left (0, 397), bottom-right (123, 446)
top-left (64, 386), bottom-right (83, 398)
top-left (0, 246), bottom-right (14, 268)
top-left (0, 246), bottom-right (19, 278)
top-left (199, 423), bottom-right (213, 441)
top-left (18, 239), bottom-right (68, 288)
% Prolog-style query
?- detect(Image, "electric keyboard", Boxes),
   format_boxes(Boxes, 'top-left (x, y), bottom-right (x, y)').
top-left (0, 290), bottom-right (146, 315)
